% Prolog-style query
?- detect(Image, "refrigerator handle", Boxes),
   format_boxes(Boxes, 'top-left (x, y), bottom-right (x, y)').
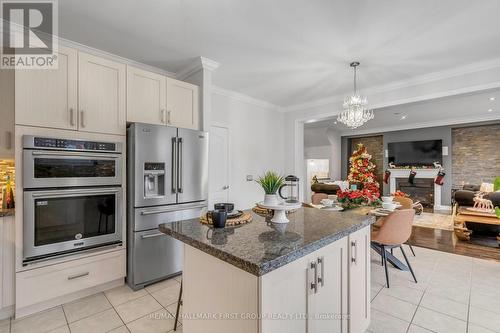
top-left (178, 137), bottom-right (183, 193)
top-left (171, 137), bottom-right (177, 194)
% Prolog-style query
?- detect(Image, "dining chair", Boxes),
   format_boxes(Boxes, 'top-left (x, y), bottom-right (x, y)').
top-left (311, 193), bottom-right (328, 204)
top-left (371, 209), bottom-right (417, 288)
top-left (392, 197), bottom-right (416, 256)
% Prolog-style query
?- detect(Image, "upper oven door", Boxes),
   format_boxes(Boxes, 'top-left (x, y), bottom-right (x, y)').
top-left (23, 149), bottom-right (123, 188)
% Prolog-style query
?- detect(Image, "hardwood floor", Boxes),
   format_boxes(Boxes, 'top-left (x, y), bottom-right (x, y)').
top-left (407, 225), bottom-right (500, 262)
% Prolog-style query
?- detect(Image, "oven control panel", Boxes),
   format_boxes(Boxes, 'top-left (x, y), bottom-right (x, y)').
top-left (33, 137), bottom-right (117, 152)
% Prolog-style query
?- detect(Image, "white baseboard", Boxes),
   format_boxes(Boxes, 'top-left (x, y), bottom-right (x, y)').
top-left (15, 278), bottom-right (124, 319)
top-left (434, 205), bottom-right (452, 211)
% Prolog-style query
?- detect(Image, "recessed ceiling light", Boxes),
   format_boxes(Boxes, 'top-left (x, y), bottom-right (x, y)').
top-left (490, 97), bottom-right (496, 101)
top-left (488, 108), bottom-right (493, 112)
top-left (401, 115), bottom-right (407, 120)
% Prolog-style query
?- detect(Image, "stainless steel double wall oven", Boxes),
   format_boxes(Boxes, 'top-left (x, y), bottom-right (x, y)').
top-left (22, 136), bottom-right (124, 263)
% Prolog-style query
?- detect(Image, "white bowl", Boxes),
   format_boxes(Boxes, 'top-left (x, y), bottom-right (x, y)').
top-left (327, 195), bottom-right (338, 202)
top-left (382, 202), bottom-right (398, 210)
top-left (320, 199), bottom-right (334, 207)
top-left (381, 196), bottom-right (394, 203)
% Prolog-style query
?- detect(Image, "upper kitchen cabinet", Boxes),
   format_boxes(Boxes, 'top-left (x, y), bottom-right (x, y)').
top-left (0, 69), bottom-right (15, 158)
top-left (15, 46), bottom-right (78, 130)
top-left (166, 77), bottom-right (199, 130)
top-left (78, 52), bottom-right (126, 135)
top-left (126, 66), bottom-right (167, 125)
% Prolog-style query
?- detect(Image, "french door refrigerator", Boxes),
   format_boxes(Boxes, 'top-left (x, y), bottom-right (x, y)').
top-left (127, 123), bottom-right (208, 290)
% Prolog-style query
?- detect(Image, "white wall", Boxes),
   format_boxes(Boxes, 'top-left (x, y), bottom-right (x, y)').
top-left (211, 91), bottom-right (285, 209)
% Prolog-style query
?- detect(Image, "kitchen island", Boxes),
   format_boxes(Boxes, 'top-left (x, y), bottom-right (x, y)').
top-left (159, 207), bottom-right (374, 333)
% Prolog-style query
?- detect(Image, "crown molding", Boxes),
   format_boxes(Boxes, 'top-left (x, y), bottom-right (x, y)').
top-left (212, 85), bottom-right (283, 111)
top-left (57, 36), bottom-right (176, 77)
top-left (176, 56), bottom-right (220, 80)
top-left (338, 113), bottom-right (500, 137)
top-left (284, 57), bottom-right (500, 113)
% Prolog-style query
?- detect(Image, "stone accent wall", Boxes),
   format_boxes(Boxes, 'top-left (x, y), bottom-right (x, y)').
top-left (350, 136), bottom-right (384, 186)
top-left (452, 124), bottom-right (500, 188)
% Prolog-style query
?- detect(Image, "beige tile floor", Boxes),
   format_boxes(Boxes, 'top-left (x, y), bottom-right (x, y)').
top-left (2, 246), bottom-right (499, 333)
top-left (4, 274), bottom-right (182, 333)
top-left (368, 246), bottom-right (500, 333)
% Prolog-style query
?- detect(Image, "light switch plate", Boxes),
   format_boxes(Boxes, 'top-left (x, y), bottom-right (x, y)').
top-left (442, 146), bottom-right (449, 156)
top-left (246, 175), bottom-right (253, 181)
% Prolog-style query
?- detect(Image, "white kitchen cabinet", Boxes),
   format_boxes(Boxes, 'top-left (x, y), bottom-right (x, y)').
top-left (78, 52), bottom-right (126, 135)
top-left (0, 69), bottom-right (15, 159)
top-left (166, 77), bottom-right (199, 130)
top-left (126, 66), bottom-right (166, 125)
top-left (0, 215), bottom-right (15, 317)
top-left (15, 46), bottom-right (78, 130)
top-left (348, 226), bottom-right (371, 333)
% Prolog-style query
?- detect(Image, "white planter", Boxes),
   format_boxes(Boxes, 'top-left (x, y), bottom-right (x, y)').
top-left (263, 194), bottom-right (279, 206)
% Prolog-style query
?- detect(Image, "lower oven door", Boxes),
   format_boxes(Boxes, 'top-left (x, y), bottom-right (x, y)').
top-left (23, 187), bottom-right (123, 262)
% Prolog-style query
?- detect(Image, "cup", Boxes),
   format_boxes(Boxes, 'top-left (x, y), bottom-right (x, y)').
top-left (381, 196), bottom-right (394, 203)
top-left (320, 198), bottom-right (334, 207)
top-left (207, 209), bottom-right (227, 228)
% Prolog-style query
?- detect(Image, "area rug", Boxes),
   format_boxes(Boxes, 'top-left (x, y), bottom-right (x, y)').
top-left (413, 212), bottom-right (453, 231)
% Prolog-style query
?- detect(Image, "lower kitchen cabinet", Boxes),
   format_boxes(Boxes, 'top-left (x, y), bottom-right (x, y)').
top-left (0, 215), bottom-right (15, 318)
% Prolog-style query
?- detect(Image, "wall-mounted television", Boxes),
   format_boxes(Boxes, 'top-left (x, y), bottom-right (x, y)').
top-left (388, 140), bottom-right (442, 167)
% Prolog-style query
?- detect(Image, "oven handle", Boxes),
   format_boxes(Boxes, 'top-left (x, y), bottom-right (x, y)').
top-left (31, 150), bottom-right (121, 159)
top-left (140, 202), bottom-right (206, 216)
top-left (30, 188), bottom-right (121, 198)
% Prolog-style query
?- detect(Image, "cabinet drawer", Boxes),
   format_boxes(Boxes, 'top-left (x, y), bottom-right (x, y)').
top-left (16, 249), bottom-right (125, 309)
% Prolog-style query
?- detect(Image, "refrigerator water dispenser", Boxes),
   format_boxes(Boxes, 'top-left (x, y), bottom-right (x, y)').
top-left (144, 162), bottom-right (165, 198)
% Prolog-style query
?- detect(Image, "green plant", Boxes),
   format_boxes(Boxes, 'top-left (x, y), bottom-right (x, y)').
top-left (256, 171), bottom-right (284, 195)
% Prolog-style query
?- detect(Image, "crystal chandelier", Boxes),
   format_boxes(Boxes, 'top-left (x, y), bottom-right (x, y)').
top-left (337, 62), bottom-right (374, 129)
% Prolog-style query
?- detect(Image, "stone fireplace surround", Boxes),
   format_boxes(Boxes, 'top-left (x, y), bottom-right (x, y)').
top-left (388, 168), bottom-right (449, 210)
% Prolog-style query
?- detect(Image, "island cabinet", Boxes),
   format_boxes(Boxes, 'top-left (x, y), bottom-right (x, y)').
top-left (181, 225), bottom-right (371, 333)
top-left (126, 66), bottom-right (199, 130)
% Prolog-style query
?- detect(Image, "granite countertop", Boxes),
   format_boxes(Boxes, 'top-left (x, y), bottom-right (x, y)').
top-left (0, 208), bottom-right (15, 217)
top-left (159, 207), bottom-right (375, 276)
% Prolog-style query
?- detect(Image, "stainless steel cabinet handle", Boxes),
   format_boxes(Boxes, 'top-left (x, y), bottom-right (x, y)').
top-left (70, 108), bottom-right (75, 126)
top-left (167, 110), bottom-right (172, 124)
top-left (317, 256), bottom-right (324, 287)
top-left (5, 131), bottom-right (12, 150)
top-left (31, 150), bottom-right (120, 159)
top-left (161, 109), bottom-right (166, 124)
top-left (351, 240), bottom-right (357, 263)
top-left (80, 110), bottom-right (85, 128)
top-left (310, 261), bottom-right (318, 294)
top-left (67, 272), bottom-right (89, 280)
top-left (171, 137), bottom-right (177, 194)
top-left (141, 233), bottom-right (165, 239)
top-left (140, 203), bottom-right (207, 215)
top-left (31, 187), bottom-right (120, 198)
top-left (178, 138), bottom-right (183, 193)
top-left (222, 185), bottom-right (230, 190)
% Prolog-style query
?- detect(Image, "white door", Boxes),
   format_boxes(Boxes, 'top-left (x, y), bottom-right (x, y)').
top-left (15, 46), bottom-right (78, 130)
top-left (78, 52), bottom-right (126, 135)
top-left (208, 126), bottom-right (229, 208)
top-left (166, 77), bottom-right (199, 130)
top-left (126, 66), bottom-right (166, 125)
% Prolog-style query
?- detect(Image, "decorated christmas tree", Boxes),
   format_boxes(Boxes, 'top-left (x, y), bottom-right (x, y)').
top-left (337, 144), bottom-right (380, 208)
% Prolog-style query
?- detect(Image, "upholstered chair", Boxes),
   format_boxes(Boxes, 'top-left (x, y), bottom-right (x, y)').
top-left (371, 209), bottom-right (417, 288)
top-left (311, 193), bottom-right (328, 204)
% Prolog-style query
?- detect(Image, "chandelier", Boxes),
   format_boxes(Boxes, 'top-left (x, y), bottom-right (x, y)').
top-left (337, 62), bottom-right (374, 129)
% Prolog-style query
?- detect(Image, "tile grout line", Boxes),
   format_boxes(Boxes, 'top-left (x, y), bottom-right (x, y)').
top-left (466, 261), bottom-right (473, 333)
top-left (60, 305), bottom-right (71, 333)
top-left (102, 291), bottom-right (128, 333)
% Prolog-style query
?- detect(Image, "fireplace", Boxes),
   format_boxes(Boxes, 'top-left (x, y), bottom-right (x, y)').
top-left (396, 178), bottom-right (435, 210)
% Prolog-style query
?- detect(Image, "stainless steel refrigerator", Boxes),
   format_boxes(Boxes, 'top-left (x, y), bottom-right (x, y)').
top-left (127, 123), bottom-right (208, 290)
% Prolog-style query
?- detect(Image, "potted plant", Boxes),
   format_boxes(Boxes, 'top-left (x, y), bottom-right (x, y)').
top-left (256, 171), bottom-right (284, 205)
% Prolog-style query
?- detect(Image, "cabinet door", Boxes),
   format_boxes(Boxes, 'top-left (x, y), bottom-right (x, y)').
top-left (15, 46), bottom-right (78, 130)
top-left (1, 216), bottom-right (15, 309)
top-left (126, 66), bottom-right (166, 125)
top-left (0, 69), bottom-right (14, 158)
top-left (78, 52), bottom-right (126, 135)
top-left (166, 78), bottom-right (199, 130)
top-left (308, 237), bottom-right (349, 333)
top-left (348, 226), bottom-right (371, 333)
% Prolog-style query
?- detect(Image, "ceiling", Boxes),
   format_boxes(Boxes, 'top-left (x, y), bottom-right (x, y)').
top-left (58, 0), bottom-right (500, 107)
top-left (304, 88), bottom-right (500, 136)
